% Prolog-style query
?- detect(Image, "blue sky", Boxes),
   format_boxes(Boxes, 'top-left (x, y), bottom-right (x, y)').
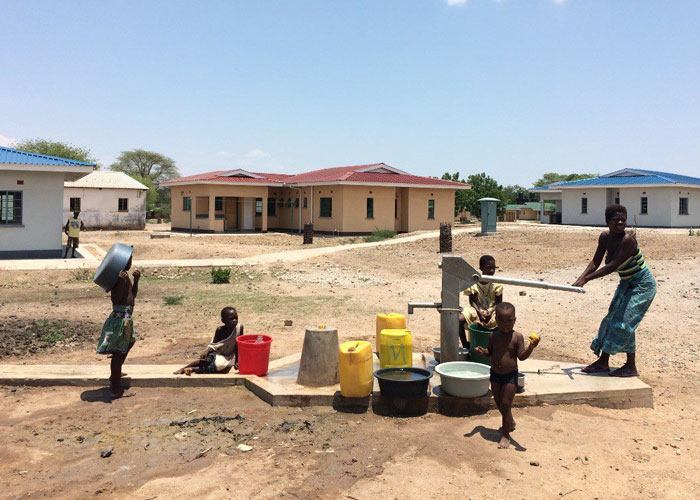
top-left (1, 0), bottom-right (698, 186)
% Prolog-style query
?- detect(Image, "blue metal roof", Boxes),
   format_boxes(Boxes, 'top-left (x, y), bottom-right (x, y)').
top-left (534, 169), bottom-right (700, 189)
top-left (0, 146), bottom-right (95, 166)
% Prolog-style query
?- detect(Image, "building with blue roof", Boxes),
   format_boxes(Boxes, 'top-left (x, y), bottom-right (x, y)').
top-left (534, 168), bottom-right (700, 227)
top-left (1, 146), bottom-right (95, 258)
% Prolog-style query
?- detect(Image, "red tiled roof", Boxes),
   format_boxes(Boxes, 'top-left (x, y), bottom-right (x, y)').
top-left (162, 170), bottom-right (287, 185)
top-left (162, 163), bottom-right (467, 188)
top-left (284, 163), bottom-right (388, 183)
top-left (340, 172), bottom-right (465, 186)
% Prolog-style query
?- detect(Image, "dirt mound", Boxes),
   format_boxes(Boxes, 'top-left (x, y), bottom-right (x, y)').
top-left (0, 317), bottom-right (100, 359)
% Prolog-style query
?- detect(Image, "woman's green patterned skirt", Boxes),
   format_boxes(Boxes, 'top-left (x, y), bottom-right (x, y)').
top-left (591, 267), bottom-right (656, 356)
top-left (97, 305), bottom-right (135, 355)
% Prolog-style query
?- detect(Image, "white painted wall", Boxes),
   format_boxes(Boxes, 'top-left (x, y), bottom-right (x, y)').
top-left (63, 187), bottom-right (147, 230)
top-left (0, 170), bottom-right (64, 252)
top-left (561, 188), bottom-right (607, 226)
top-left (617, 187), bottom-right (671, 226)
top-left (562, 186), bottom-right (700, 227)
top-left (668, 186), bottom-right (699, 227)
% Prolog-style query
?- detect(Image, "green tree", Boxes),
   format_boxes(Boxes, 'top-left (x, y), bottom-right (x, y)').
top-left (502, 184), bottom-right (530, 205)
top-left (462, 172), bottom-right (506, 215)
top-left (110, 149), bottom-right (179, 183)
top-left (441, 172), bottom-right (470, 214)
top-left (15, 138), bottom-right (98, 167)
top-left (533, 172), bottom-right (598, 188)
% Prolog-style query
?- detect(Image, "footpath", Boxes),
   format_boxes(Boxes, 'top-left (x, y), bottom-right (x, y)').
top-left (0, 227), bottom-right (478, 271)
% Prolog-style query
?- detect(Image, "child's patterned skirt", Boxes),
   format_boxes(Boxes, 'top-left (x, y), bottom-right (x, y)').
top-left (97, 305), bottom-right (135, 354)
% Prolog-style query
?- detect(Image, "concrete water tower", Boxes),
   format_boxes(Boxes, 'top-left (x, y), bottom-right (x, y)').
top-left (478, 197), bottom-right (499, 235)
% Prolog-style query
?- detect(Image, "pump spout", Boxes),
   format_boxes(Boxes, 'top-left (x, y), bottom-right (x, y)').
top-left (407, 301), bottom-right (442, 315)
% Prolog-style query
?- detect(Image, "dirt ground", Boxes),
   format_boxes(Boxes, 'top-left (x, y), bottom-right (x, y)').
top-left (2, 224), bottom-right (700, 499)
top-left (74, 223), bottom-right (363, 260)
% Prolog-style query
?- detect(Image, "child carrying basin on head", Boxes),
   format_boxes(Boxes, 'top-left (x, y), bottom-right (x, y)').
top-left (174, 307), bottom-right (244, 375)
top-left (458, 255), bottom-right (503, 349)
top-left (474, 302), bottom-right (540, 449)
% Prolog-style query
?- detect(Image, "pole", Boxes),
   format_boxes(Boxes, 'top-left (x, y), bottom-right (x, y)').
top-left (189, 192), bottom-right (192, 237)
top-left (480, 275), bottom-right (585, 293)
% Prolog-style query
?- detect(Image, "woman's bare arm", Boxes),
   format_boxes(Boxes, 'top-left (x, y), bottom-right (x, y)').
top-left (573, 232), bottom-right (608, 287)
top-left (582, 234), bottom-right (636, 283)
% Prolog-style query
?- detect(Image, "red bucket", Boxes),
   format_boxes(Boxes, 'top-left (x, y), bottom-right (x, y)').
top-left (237, 334), bottom-right (273, 376)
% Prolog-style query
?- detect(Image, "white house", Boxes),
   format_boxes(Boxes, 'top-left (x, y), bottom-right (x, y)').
top-left (0, 146), bottom-right (94, 258)
top-left (64, 171), bottom-right (149, 230)
top-left (534, 169), bottom-right (700, 227)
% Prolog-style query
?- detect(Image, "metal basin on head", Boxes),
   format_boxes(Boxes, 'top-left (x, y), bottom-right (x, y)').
top-left (93, 243), bottom-right (133, 291)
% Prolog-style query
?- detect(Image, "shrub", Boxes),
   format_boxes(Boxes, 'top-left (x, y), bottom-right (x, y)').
top-left (70, 268), bottom-right (93, 281)
top-left (363, 229), bottom-right (396, 243)
top-left (690, 228), bottom-right (695, 236)
top-left (163, 295), bottom-right (184, 306)
top-left (210, 267), bottom-right (231, 284)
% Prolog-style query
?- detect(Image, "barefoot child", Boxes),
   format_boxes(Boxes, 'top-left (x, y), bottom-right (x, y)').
top-left (96, 256), bottom-right (140, 398)
top-left (174, 307), bottom-right (244, 375)
top-left (458, 255), bottom-right (503, 348)
top-left (474, 302), bottom-right (539, 449)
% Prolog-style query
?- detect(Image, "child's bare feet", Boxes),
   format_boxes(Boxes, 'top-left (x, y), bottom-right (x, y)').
top-left (184, 368), bottom-right (193, 376)
top-left (173, 368), bottom-right (185, 375)
top-left (121, 372), bottom-right (128, 377)
top-left (498, 434), bottom-right (511, 449)
top-left (498, 420), bottom-right (516, 433)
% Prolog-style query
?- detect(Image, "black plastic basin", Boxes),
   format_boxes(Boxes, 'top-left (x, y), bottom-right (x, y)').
top-left (374, 367), bottom-right (433, 398)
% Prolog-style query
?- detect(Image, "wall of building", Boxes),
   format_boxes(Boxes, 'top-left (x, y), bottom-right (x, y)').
top-left (405, 188), bottom-right (454, 232)
top-left (169, 183), bottom-right (459, 234)
top-left (0, 170), bottom-right (64, 256)
top-left (616, 187), bottom-right (672, 227)
top-left (339, 185), bottom-right (396, 233)
top-left (63, 187), bottom-right (147, 230)
top-left (562, 186), bottom-right (700, 227)
top-left (667, 187), bottom-right (699, 227)
top-left (170, 184), bottom-right (270, 232)
top-left (561, 188), bottom-right (608, 226)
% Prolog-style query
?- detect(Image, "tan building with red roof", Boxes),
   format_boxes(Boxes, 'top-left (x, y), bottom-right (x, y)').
top-left (161, 163), bottom-right (469, 235)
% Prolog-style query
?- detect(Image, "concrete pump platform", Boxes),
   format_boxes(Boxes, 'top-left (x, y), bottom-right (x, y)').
top-left (0, 353), bottom-right (652, 414)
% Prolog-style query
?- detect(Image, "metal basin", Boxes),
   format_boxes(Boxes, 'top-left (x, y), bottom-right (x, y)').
top-left (374, 367), bottom-right (432, 398)
top-left (432, 346), bottom-right (469, 363)
top-left (93, 243), bottom-right (133, 291)
top-left (434, 361), bottom-right (490, 398)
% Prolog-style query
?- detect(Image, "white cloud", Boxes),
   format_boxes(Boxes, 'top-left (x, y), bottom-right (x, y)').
top-left (447, 0), bottom-right (468, 5)
top-left (244, 149), bottom-right (271, 159)
top-left (0, 133), bottom-right (17, 147)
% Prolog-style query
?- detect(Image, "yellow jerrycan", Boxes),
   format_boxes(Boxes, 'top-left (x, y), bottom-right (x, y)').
top-left (339, 341), bottom-right (374, 398)
top-left (379, 328), bottom-right (412, 369)
top-left (375, 313), bottom-right (406, 353)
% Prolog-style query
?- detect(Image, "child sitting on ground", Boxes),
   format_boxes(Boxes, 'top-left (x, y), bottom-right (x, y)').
top-left (174, 306), bottom-right (244, 375)
top-left (474, 302), bottom-right (540, 449)
top-left (458, 254), bottom-right (503, 348)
